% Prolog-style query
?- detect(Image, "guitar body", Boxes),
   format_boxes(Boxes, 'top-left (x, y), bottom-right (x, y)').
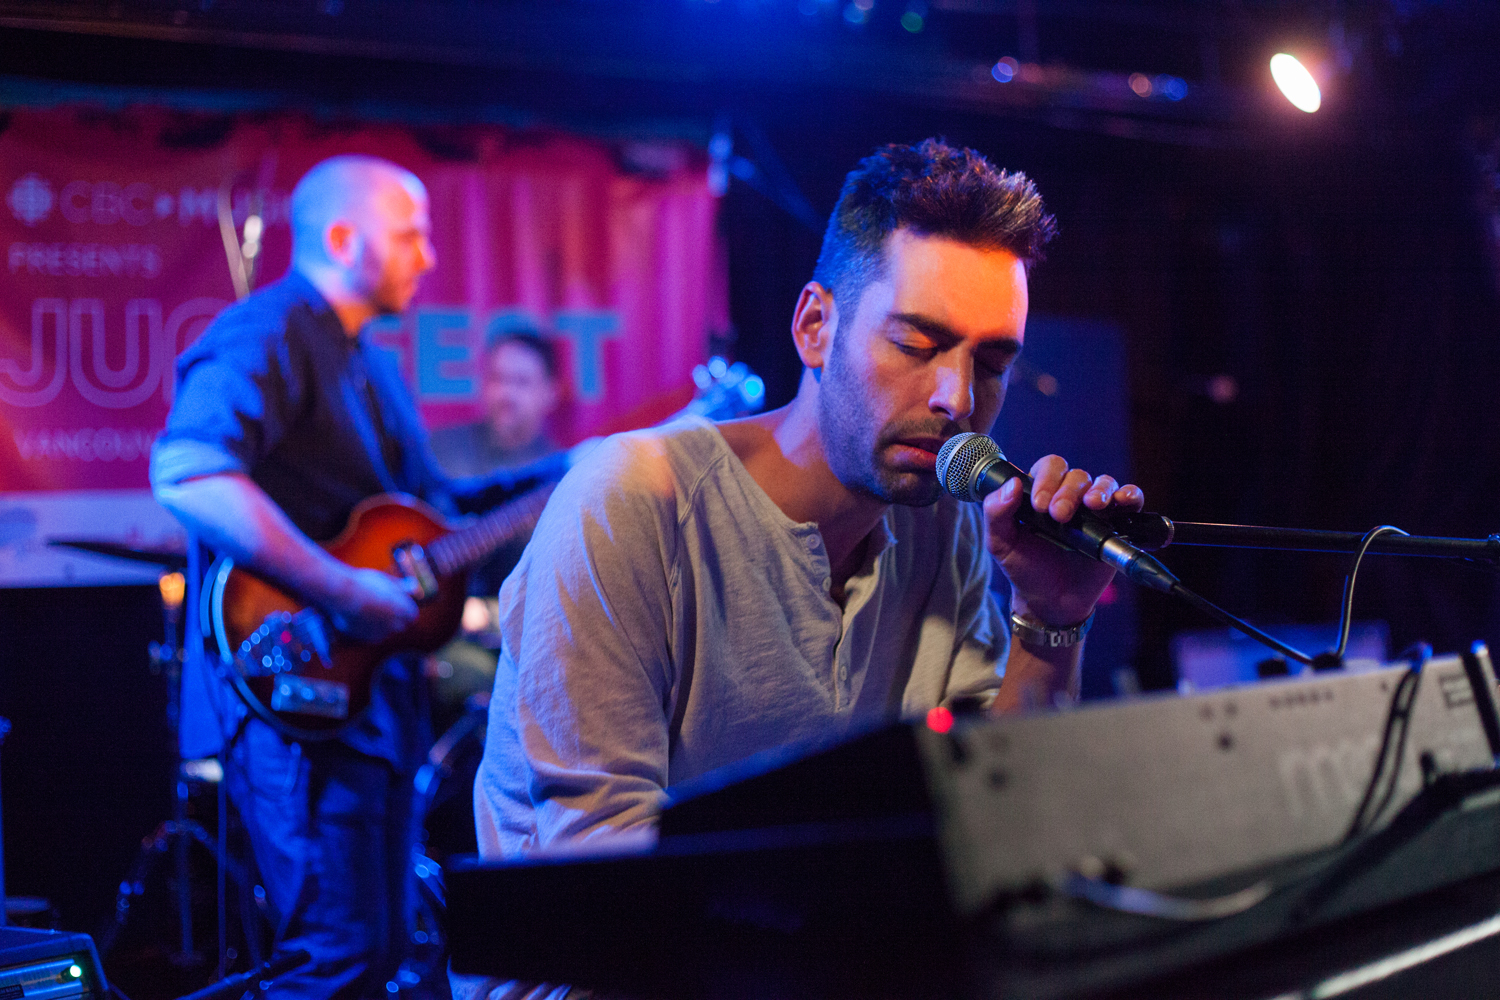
top-left (208, 495), bottom-right (468, 741)
top-left (202, 358), bottom-right (761, 742)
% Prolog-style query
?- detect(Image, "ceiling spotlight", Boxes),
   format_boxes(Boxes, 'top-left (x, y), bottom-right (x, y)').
top-left (1270, 53), bottom-right (1321, 113)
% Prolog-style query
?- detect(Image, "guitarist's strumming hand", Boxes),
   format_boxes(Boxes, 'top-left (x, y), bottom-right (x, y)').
top-left (326, 566), bottom-right (419, 642)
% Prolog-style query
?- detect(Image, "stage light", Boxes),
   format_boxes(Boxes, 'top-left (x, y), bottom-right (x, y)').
top-left (991, 57), bottom-right (1017, 83)
top-left (1208, 374), bottom-right (1239, 404)
top-left (1157, 75), bottom-right (1188, 101)
top-left (901, 10), bottom-right (923, 31)
top-left (1270, 53), bottom-right (1320, 112)
top-left (1128, 73), bottom-right (1152, 97)
top-left (158, 571), bottom-right (185, 611)
top-left (743, 374), bottom-right (765, 407)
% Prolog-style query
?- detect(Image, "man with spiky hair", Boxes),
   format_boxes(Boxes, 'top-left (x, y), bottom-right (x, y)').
top-left (473, 138), bottom-right (1144, 863)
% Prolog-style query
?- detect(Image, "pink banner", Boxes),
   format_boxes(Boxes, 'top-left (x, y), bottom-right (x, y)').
top-left (0, 108), bottom-right (725, 584)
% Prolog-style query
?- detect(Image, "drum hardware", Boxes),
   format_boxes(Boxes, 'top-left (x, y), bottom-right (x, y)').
top-left (47, 538), bottom-right (189, 571)
top-left (401, 694), bottom-right (491, 996)
top-left (94, 569), bottom-right (269, 974)
top-left (43, 537), bottom-right (270, 985)
top-left (172, 947), bottom-right (309, 1000)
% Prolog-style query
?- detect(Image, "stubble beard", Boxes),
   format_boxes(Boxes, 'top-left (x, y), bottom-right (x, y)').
top-left (352, 243), bottom-right (413, 317)
top-left (817, 334), bottom-right (945, 508)
top-left (369, 272), bottom-right (411, 316)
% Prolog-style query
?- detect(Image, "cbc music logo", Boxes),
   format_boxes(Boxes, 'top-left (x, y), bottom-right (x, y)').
top-left (6, 173), bottom-right (290, 229)
top-left (8, 174), bottom-right (54, 227)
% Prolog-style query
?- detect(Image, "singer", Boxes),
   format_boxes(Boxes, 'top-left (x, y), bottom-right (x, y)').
top-left (472, 139), bottom-right (1144, 865)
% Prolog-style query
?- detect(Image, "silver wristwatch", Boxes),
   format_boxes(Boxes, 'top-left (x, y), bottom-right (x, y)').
top-left (1010, 610), bottom-right (1095, 649)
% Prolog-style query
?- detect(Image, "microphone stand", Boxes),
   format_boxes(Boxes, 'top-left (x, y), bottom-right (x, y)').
top-left (1119, 515), bottom-right (1500, 566)
top-left (1106, 515), bottom-right (1500, 670)
top-left (932, 433), bottom-right (1498, 668)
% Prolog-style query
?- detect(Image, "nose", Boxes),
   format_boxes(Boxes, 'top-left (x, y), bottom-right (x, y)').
top-left (929, 354), bottom-right (975, 424)
top-left (417, 236), bottom-right (437, 274)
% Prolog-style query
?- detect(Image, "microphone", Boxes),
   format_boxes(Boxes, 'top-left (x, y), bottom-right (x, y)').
top-left (935, 433), bottom-right (1180, 594)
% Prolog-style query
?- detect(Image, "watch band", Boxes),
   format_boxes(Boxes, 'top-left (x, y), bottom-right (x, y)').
top-left (1010, 610), bottom-right (1095, 649)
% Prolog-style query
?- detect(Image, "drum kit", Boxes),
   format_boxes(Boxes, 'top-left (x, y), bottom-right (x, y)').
top-left (44, 536), bottom-right (484, 997)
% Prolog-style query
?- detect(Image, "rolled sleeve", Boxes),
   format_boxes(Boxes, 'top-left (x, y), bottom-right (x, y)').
top-left (154, 300), bottom-right (305, 489)
top-left (149, 437), bottom-right (247, 487)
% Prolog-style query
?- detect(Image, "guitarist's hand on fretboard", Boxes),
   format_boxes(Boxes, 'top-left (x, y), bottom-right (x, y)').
top-left (326, 565), bottom-right (419, 641)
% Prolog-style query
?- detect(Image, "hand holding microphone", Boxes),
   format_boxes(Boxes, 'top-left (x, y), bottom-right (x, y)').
top-left (935, 433), bottom-right (1179, 594)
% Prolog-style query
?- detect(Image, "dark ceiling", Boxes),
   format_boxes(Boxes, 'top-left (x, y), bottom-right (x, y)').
top-left (1, 0), bottom-right (1497, 147)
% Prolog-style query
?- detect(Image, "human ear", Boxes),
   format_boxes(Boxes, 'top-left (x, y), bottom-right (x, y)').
top-left (790, 282), bottom-right (837, 370)
top-left (325, 220), bottom-right (360, 267)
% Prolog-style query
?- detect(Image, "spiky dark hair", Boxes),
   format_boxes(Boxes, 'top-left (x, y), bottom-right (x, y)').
top-left (812, 139), bottom-right (1057, 309)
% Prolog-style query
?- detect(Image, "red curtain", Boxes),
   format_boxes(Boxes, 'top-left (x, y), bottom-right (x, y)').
top-left (0, 108), bottom-right (725, 583)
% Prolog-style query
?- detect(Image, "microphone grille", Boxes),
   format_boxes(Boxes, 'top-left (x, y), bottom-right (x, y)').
top-left (936, 433), bottom-right (1000, 501)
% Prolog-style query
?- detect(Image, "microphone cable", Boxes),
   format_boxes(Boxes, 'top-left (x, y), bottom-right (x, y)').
top-left (1333, 525), bottom-right (1410, 660)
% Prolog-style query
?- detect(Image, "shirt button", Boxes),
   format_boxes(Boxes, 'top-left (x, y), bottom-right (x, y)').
top-left (838, 663), bottom-right (848, 681)
top-left (806, 535), bottom-right (821, 551)
top-left (821, 577), bottom-right (832, 592)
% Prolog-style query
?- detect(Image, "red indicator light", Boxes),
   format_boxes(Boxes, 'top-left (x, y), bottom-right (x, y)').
top-left (280, 631), bottom-right (292, 644)
top-left (926, 706), bottom-right (954, 734)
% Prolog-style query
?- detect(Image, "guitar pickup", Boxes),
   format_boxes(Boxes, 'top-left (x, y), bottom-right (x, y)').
top-left (270, 677), bottom-right (350, 719)
top-left (393, 542), bottom-right (440, 601)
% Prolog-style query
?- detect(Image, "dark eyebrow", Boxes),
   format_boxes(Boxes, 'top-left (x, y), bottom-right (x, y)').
top-left (888, 312), bottom-right (1023, 362)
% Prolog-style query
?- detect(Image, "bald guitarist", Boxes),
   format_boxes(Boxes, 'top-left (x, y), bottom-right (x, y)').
top-left (151, 155), bottom-right (564, 999)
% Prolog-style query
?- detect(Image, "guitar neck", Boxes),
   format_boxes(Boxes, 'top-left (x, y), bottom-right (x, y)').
top-left (423, 484), bottom-right (556, 577)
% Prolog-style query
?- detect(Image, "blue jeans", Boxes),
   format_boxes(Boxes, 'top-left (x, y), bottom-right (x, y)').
top-left (227, 718), bottom-right (419, 999)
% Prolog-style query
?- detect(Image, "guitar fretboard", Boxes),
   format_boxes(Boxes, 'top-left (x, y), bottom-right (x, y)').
top-left (425, 485), bottom-right (556, 576)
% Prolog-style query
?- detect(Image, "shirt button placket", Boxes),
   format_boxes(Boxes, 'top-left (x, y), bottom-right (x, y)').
top-left (812, 538), bottom-right (833, 596)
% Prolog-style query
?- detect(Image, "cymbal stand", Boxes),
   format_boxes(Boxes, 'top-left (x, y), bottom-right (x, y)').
top-left (159, 571), bottom-right (195, 962)
top-left (96, 572), bottom-right (263, 971)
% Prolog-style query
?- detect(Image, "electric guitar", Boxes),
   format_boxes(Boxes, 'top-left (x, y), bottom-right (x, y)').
top-left (206, 359), bottom-right (765, 740)
top-left (206, 486), bottom-right (554, 740)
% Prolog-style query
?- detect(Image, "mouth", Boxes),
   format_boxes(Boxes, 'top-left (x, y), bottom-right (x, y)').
top-left (887, 437), bottom-right (943, 472)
